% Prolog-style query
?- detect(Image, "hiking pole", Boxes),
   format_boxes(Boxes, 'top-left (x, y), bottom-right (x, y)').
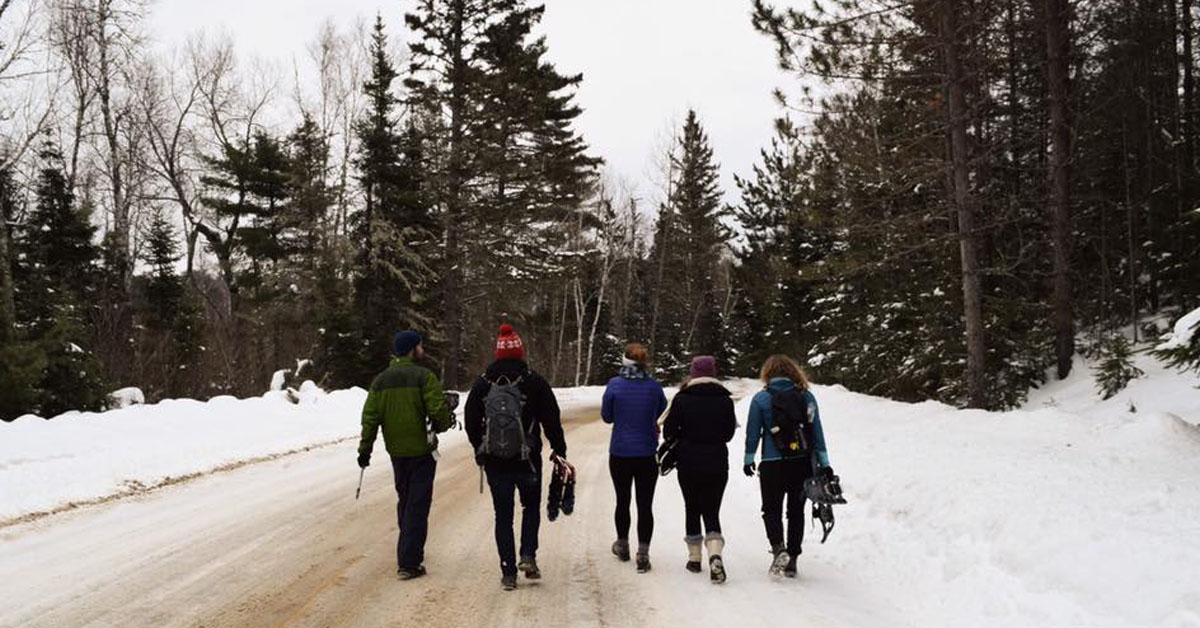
top-left (355, 468), bottom-right (365, 500)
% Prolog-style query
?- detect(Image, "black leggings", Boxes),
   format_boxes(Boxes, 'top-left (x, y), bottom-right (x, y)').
top-left (609, 455), bottom-right (658, 544)
top-left (677, 468), bottom-right (728, 537)
top-left (759, 458), bottom-right (812, 556)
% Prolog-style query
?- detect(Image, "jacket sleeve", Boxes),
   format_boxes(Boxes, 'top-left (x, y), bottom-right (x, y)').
top-left (662, 397), bottom-right (682, 440)
top-left (358, 381), bottom-right (381, 457)
top-left (807, 391), bottom-right (830, 467)
top-left (423, 371), bottom-right (452, 433)
top-left (720, 398), bottom-right (738, 443)
top-left (535, 375), bottom-right (567, 458)
top-left (601, 381), bottom-right (615, 424)
top-left (744, 392), bottom-right (764, 465)
top-left (465, 377), bottom-right (487, 452)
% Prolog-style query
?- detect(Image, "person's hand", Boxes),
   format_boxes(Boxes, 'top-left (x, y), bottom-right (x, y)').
top-left (475, 453), bottom-right (486, 467)
top-left (820, 466), bottom-right (835, 480)
top-left (743, 463), bottom-right (756, 477)
top-left (357, 452), bottom-right (370, 469)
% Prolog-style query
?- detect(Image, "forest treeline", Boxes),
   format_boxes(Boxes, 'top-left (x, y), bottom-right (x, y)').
top-left (1, 0), bottom-right (1198, 421)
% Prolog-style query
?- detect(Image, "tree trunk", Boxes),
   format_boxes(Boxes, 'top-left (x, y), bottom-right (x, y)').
top-left (1045, 0), bottom-right (1074, 379)
top-left (95, 0), bottom-right (131, 291)
top-left (551, 284), bottom-right (569, 385)
top-left (0, 214), bottom-right (13, 345)
top-left (583, 255), bottom-right (612, 386)
top-left (1185, 0), bottom-right (1197, 174)
top-left (942, 0), bottom-right (988, 409)
top-left (442, 0), bottom-right (467, 388)
top-left (1122, 120), bottom-right (1140, 342)
top-left (573, 278), bottom-right (584, 387)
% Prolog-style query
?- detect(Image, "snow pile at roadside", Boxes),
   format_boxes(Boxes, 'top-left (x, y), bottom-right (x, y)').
top-left (0, 382), bottom-right (609, 524)
top-left (0, 386), bottom-right (367, 522)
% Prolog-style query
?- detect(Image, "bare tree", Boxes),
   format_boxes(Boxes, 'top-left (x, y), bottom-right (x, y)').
top-left (1, 0), bottom-right (56, 172)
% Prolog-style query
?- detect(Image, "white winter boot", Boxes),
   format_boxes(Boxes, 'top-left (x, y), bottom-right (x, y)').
top-left (705, 532), bottom-right (726, 584)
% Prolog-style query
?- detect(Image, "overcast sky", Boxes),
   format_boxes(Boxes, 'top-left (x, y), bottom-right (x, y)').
top-left (150, 0), bottom-right (795, 205)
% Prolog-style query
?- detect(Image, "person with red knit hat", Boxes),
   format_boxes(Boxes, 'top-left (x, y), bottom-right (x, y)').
top-left (465, 323), bottom-right (567, 591)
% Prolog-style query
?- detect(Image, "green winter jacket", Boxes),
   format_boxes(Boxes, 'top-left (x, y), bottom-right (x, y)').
top-left (358, 356), bottom-right (452, 459)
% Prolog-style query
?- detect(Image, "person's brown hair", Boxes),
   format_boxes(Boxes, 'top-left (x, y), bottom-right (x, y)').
top-left (625, 342), bottom-right (650, 367)
top-left (760, 354), bottom-right (810, 390)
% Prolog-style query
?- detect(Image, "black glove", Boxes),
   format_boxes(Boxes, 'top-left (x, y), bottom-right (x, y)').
top-left (357, 452), bottom-right (370, 469)
top-left (819, 465), bottom-right (835, 480)
top-left (743, 463), bottom-right (756, 477)
top-left (475, 453), bottom-right (487, 467)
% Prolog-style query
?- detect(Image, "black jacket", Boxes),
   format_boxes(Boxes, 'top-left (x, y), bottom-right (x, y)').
top-left (662, 378), bottom-right (737, 473)
top-left (465, 359), bottom-right (567, 473)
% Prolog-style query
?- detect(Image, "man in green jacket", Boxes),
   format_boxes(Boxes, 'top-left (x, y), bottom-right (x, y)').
top-left (358, 330), bottom-right (452, 580)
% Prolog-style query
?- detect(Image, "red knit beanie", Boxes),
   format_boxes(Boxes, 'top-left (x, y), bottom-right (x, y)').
top-left (495, 324), bottom-right (526, 361)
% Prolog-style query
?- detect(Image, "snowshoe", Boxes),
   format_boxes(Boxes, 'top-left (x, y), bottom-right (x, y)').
top-left (501, 573), bottom-right (518, 591)
top-left (709, 556), bottom-right (727, 584)
top-left (636, 553), bottom-right (652, 574)
top-left (784, 555), bottom-right (798, 578)
top-left (518, 556), bottom-right (541, 580)
top-left (397, 565), bottom-right (427, 580)
top-left (612, 539), bottom-right (631, 562)
top-left (686, 560), bottom-right (702, 573)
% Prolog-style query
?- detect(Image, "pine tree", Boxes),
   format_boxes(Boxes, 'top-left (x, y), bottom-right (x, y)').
top-left (406, 0), bottom-right (600, 384)
top-left (139, 209), bottom-right (203, 399)
top-left (730, 118), bottom-right (826, 375)
top-left (649, 110), bottom-right (728, 377)
top-left (0, 165), bottom-right (47, 421)
top-left (325, 16), bottom-right (438, 386)
top-left (12, 146), bottom-right (106, 417)
top-left (1093, 334), bottom-right (1144, 399)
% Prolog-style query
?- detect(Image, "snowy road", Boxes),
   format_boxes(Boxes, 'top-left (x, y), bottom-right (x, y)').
top-left (6, 372), bottom-right (1197, 628)
top-left (0, 404), bottom-right (889, 628)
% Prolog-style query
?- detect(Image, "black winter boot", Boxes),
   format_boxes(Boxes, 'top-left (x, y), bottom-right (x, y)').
top-left (501, 573), bottom-right (518, 591)
top-left (518, 556), bottom-right (541, 580)
top-left (785, 555), bottom-right (798, 578)
top-left (636, 542), bottom-right (652, 573)
top-left (612, 539), bottom-right (631, 562)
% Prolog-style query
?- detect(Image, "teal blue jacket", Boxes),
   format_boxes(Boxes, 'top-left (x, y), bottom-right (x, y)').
top-left (744, 377), bottom-right (830, 467)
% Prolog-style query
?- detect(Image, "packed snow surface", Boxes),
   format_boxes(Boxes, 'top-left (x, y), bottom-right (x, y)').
top-left (2, 357), bottom-right (1198, 627)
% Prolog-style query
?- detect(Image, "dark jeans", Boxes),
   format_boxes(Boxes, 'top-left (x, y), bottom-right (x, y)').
top-left (677, 468), bottom-right (727, 537)
top-left (487, 467), bottom-right (542, 576)
top-left (391, 454), bottom-right (437, 570)
top-left (609, 455), bottom-right (658, 545)
top-left (759, 457), bottom-right (813, 557)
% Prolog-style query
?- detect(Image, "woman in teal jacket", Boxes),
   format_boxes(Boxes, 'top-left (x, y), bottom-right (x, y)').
top-left (743, 354), bottom-right (830, 578)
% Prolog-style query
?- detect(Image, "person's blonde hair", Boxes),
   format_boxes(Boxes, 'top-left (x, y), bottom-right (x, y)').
top-left (625, 342), bottom-right (650, 367)
top-left (760, 354), bottom-right (810, 390)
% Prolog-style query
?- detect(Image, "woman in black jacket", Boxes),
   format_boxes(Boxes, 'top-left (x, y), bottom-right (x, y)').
top-left (661, 355), bottom-right (737, 584)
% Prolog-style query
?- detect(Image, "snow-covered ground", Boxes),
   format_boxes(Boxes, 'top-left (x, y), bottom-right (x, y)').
top-left (0, 384), bottom-right (368, 523)
top-left (2, 357), bottom-right (1198, 627)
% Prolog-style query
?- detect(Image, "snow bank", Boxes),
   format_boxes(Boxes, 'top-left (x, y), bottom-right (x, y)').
top-left (0, 384), bottom-right (607, 524)
top-left (782, 387), bottom-right (1200, 628)
top-left (0, 387), bottom-right (368, 523)
top-left (704, 361), bottom-right (1200, 628)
